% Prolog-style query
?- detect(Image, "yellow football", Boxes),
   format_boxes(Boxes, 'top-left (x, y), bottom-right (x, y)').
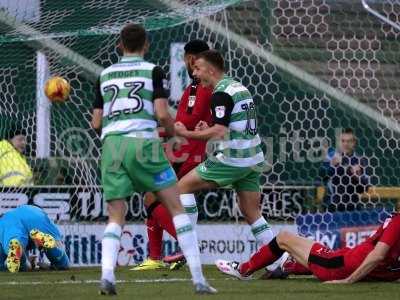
top-left (44, 76), bottom-right (70, 102)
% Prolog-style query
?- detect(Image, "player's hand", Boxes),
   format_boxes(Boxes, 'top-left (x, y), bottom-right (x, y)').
top-left (350, 165), bottom-right (362, 176)
top-left (174, 122), bottom-right (187, 136)
top-left (28, 255), bottom-right (37, 271)
top-left (324, 278), bottom-right (351, 284)
top-left (195, 120), bottom-right (209, 131)
top-left (157, 127), bottom-right (167, 138)
top-left (172, 136), bottom-right (184, 151)
top-left (331, 154), bottom-right (341, 167)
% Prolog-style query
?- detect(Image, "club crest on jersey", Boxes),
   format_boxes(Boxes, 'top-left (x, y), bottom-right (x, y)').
top-left (188, 95), bottom-right (196, 108)
top-left (215, 106), bottom-right (226, 118)
top-left (162, 79), bottom-right (169, 90)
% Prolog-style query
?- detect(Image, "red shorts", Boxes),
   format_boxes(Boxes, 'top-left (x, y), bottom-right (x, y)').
top-left (307, 243), bottom-right (350, 281)
top-left (172, 161), bottom-right (199, 179)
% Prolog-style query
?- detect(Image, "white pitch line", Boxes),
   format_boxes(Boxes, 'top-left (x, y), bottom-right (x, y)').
top-left (0, 278), bottom-right (188, 286)
top-left (0, 277), bottom-right (234, 286)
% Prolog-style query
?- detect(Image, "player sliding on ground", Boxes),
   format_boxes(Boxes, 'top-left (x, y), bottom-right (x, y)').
top-left (91, 24), bottom-right (216, 295)
top-left (216, 213), bottom-right (400, 283)
top-left (0, 205), bottom-right (69, 272)
top-left (174, 50), bottom-right (274, 248)
top-left (132, 40), bottom-right (212, 272)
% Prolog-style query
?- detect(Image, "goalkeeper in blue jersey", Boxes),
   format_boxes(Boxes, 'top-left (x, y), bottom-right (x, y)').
top-left (0, 205), bottom-right (69, 272)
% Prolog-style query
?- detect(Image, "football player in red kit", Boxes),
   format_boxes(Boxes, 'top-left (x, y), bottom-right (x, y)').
top-left (132, 40), bottom-right (212, 271)
top-left (216, 213), bottom-right (400, 283)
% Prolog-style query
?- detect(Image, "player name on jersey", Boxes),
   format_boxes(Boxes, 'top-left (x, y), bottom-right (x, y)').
top-left (99, 57), bottom-right (160, 140)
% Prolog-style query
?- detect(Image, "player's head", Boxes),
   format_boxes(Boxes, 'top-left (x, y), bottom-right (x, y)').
top-left (8, 129), bottom-right (27, 154)
top-left (184, 40), bottom-right (209, 77)
top-left (339, 128), bottom-right (356, 155)
top-left (193, 50), bottom-right (225, 88)
top-left (119, 23), bottom-right (148, 55)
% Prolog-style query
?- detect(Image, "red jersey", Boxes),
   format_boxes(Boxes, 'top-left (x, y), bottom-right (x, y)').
top-left (308, 214), bottom-right (400, 281)
top-left (171, 82), bottom-right (212, 175)
top-left (346, 213), bottom-right (400, 281)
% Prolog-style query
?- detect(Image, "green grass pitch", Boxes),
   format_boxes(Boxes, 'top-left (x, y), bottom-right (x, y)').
top-left (0, 266), bottom-right (398, 300)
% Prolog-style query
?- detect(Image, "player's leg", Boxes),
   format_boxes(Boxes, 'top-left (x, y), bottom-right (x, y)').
top-left (2, 246), bottom-right (30, 272)
top-left (143, 160), bottom-right (191, 249)
top-left (156, 185), bottom-right (216, 293)
top-left (217, 231), bottom-right (314, 279)
top-left (99, 136), bottom-right (134, 295)
top-left (236, 189), bottom-right (278, 278)
top-left (138, 137), bottom-right (212, 226)
top-left (29, 216), bottom-right (70, 270)
top-left (274, 231), bottom-right (314, 267)
top-left (237, 190), bottom-right (274, 245)
top-left (140, 161), bottom-right (205, 270)
top-left (175, 161), bottom-right (202, 227)
top-left (6, 239), bottom-right (24, 273)
top-left (0, 251), bottom-right (6, 271)
top-left (43, 241), bottom-right (70, 270)
top-left (280, 255), bottom-right (312, 275)
top-left (233, 168), bottom-right (274, 245)
top-left (145, 217), bottom-right (164, 261)
top-left (152, 162), bottom-right (202, 270)
top-left (142, 192), bottom-right (185, 270)
top-left (179, 165), bottom-right (220, 193)
top-left (178, 162), bottom-right (220, 229)
top-left (145, 192), bottom-right (177, 239)
top-left (145, 193), bottom-right (164, 259)
top-left (143, 193), bottom-right (164, 266)
top-left (131, 192), bottom-right (168, 271)
top-left (30, 229), bottom-right (56, 249)
top-left (101, 199), bottom-right (126, 282)
top-left (178, 168), bottom-right (218, 225)
top-left (131, 139), bottom-right (216, 293)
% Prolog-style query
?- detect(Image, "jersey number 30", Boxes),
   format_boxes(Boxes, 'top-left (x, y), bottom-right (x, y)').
top-left (104, 81), bottom-right (145, 119)
top-left (241, 102), bottom-right (257, 135)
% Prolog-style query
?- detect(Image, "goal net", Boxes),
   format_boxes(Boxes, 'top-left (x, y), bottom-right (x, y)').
top-left (0, 0), bottom-right (399, 265)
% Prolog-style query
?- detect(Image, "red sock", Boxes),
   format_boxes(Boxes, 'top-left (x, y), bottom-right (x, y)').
top-left (240, 238), bottom-right (283, 276)
top-left (152, 204), bottom-right (177, 239)
top-left (146, 217), bottom-right (163, 260)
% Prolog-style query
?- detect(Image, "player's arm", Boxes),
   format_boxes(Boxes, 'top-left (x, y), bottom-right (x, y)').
top-left (327, 242), bottom-right (389, 284)
top-left (175, 122), bottom-right (226, 140)
top-left (327, 216), bottom-right (400, 284)
top-left (176, 86), bottom-right (212, 130)
top-left (174, 91), bottom-right (233, 140)
top-left (91, 109), bottom-right (103, 131)
top-left (319, 148), bottom-right (336, 179)
top-left (153, 66), bottom-right (175, 136)
top-left (91, 79), bottom-right (103, 131)
top-left (155, 99), bottom-right (175, 136)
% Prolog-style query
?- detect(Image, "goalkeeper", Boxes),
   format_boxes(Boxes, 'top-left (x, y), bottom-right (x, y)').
top-left (0, 205), bottom-right (69, 272)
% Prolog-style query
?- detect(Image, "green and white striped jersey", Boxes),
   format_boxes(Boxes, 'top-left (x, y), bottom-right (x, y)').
top-left (96, 55), bottom-right (168, 140)
top-left (210, 76), bottom-right (264, 167)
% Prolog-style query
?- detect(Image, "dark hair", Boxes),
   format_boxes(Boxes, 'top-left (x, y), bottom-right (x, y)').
top-left (196, 50), bottom-right (224, 71)
top-left (342, 128), bottom-right (354, 135)
top-left (6, 126), bottom-right (26, 140)
top-left (120, 23), bottom-right (147, 52)
top-left (184, 40), bottom-right (209, 55)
